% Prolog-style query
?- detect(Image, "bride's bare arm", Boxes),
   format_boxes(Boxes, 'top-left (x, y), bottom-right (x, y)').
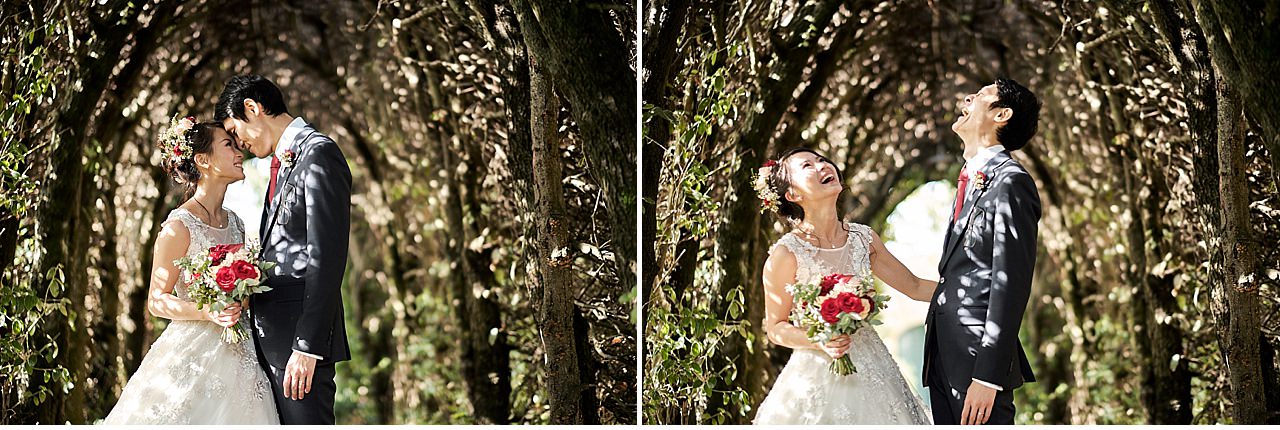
top-left (146, 220), bottom-right (240, 325)
top-left (867, 230), bottom-right (937, 302)
top-left (759, 247), bottom-right (818, 347)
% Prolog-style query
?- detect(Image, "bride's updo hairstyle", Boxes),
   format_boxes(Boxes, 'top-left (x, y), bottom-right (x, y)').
top-left (158, 116), bottom-right (224, 197)
top-left (764, 147), bottom-right (844, 225)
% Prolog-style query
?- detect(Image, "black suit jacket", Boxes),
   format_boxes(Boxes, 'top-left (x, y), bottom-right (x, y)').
top-left (923, 150), bottom-right (1039, 392)
top-left (251, 122), bottom-right (352, 369)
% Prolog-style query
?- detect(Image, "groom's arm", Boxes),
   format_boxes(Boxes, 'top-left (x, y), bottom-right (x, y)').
top-left (971, 170), bottom-right (1040, 387)
top-left (294, 139), bottom-right (353, 359)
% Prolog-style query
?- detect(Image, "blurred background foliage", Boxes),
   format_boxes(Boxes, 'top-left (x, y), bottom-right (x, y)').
top-left (1, 0), bottom-right (635, 424)
top-left (643, 0), bottom-right (1279, 424)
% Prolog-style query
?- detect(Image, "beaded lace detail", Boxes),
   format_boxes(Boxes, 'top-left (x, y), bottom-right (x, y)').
top-left (756, 222), bottom-right (932, 424)
top-left (102, 207), bottom-right (277, 424)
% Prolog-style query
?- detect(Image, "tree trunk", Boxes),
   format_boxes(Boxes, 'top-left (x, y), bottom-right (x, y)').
top-left (529, 51), bottom-right (583, 424)
top-left (642, 0), bottom-right (694, 305)
top-left (710, 0), bottom-right (847, 420)
top-left (0, 208), bottom-right (16, 274)
top-left (515, 0), bottom-right (637, 297)
top-left (89, 184), bottom-right (123, 417)
top-left (440, 117), bottom-right (513, 424)
top-left (1213, 76), bottom-right (1267, 424)
top-left (1194, 0), bottom-right (1280, 181)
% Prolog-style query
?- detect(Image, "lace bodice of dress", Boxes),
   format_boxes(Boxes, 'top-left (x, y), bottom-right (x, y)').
top-left (770, 222), bottom-right (873, 284)
top-left (756, 222), bottom-right (933, 424)
top-left (164, 207), bottom-right (245, 300)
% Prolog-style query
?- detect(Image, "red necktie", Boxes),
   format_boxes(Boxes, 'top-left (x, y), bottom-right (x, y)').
top-left (268, 155), bottom-right (281, 204)
top-left (952, 168), bottom-right (969, 221)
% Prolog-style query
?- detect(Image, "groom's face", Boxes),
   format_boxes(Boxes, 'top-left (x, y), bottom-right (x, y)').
top-left (222, 100), bottom-right (273, 158)
top-left (951, 84), bottom-right (1009, 141)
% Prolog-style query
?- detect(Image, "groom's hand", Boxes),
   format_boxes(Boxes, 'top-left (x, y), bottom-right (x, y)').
top-left (283, 351), bottom-right (317, 400)
top-left (961, 381), bottom-right (997, 424)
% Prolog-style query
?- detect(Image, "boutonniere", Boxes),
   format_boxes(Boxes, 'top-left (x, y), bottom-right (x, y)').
top-left (281, 149), bottom-right (297, 168)
top-left (972, 171), bottom-right (988, 191)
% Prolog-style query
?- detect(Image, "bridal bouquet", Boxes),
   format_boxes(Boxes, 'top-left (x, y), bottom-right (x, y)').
top-left (175, 241), bottom-right (274, 343)
top-left (786, 272), bottom-right (890, 375)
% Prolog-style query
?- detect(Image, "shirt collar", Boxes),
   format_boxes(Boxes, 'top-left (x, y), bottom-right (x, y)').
top-left (274, 116), bottom-right (308, 159)
top-left (964, 144), bottom-right (1006, 172)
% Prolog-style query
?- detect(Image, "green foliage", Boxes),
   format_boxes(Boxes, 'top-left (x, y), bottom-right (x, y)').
top-left (644, 38), bottom-right (753, 423)
top-left (0, 2), bottom-right (79, 422)
top-left (645, 0), bottom-right (1280, 425)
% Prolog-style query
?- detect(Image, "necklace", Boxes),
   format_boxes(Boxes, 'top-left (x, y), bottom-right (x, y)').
top-left (800, 219), bottom-right (845, 249)
top-left (193, 199), bottom-right (225, 229)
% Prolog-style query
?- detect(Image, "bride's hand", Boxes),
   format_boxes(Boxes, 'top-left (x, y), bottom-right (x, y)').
top-left (819, 334), bottom-right (852, 359)
top-left (207, 303), bottom-right (243, 328)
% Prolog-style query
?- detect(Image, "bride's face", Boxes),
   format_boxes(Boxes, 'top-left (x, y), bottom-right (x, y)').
top-left (195, 128), bottom-right (246, 184)
top-left (782, 152), bottom-right (842, 204)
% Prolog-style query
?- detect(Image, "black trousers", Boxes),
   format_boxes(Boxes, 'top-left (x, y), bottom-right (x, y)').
top-left (926, 353), bottom-right (1015, 425)
top-left (262, 359), bottom-right (337, 425)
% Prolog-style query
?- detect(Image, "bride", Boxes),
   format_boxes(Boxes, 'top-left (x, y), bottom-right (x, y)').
top-left (103, 117), bottom-right (277, 424)
top-left (753, 148), bottom-right (934, 425)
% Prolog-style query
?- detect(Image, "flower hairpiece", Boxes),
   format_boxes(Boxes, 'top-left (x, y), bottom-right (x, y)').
top-left (754, 159), bottom-right (780, 213)
top-left (159, 115), bottom-right (197, 163)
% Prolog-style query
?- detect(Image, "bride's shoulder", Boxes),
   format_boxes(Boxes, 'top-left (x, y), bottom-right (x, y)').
top-left (845, 222), bottom-right (881, 250)
top-left (768, 232), bottom-right (807, 258)
top-left (162, 207), bottom-right (197, 228)
top-left (157, 209), bottom-right (193, 243)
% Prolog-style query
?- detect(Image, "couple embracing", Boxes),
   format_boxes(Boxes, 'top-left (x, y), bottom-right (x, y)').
top-left (754, 78), bottom-right (1042, 425)
top-left (104, 75), bottom-right (350, 424)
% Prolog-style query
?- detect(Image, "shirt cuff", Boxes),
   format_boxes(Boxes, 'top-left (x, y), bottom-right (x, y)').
top-left (972, 378), bottom-right (1003, 391)
top-left (293, 349), bottom-right (324, 361)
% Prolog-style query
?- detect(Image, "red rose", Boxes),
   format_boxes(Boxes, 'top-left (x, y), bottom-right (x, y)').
top-left (836, 292), bottom-right (865, 315)
top-left (819, 273), bottom-right (854, 296)
top-left (230, 259), bottom-right (259, 280)
top-left (215, 266), bottom-right (238, 293)
top-left (820, 299), bottom-right (843, 324)
top-left (208, 243), bottom-right (244, 266)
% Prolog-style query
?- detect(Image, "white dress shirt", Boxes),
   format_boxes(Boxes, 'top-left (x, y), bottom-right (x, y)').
top-left (963, 144), bottom-right (1005, 174)
top-left (274, 116), bottom-right (308, 160)
top-left (964, 143), bottom-right (1006, 392)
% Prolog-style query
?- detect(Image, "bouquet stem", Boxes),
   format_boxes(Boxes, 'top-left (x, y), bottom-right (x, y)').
top-left (830, 355), bottom-right (857, 375)
top-left (221, 321), bottom-right (249, 344)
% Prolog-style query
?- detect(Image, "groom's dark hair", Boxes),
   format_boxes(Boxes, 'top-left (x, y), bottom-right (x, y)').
top-left (216, 75), bottom-right (290, 122)
top-left (990, 77), bottom-right (1040, 151)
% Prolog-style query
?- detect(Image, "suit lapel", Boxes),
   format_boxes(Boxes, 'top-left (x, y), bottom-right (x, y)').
top-left (261, 127), bottom-right (317, 243)
top-left (938, 151), bottom-right (1014, 270)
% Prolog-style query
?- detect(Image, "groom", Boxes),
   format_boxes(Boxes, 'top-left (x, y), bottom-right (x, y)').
top-left (923, 78), bottom-right (1041, 425)
top-left (217, 75), bottom-right (352, 424)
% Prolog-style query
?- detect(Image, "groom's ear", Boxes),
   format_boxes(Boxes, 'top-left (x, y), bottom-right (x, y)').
top-left (243, 98), bottom-right (261, 118)
top-left (992, 107), bottom-right (1013, 124)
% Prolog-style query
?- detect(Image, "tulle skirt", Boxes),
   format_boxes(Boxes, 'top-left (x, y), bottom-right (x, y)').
top-left (754, 329), bottom-right (932, 425)
top-left (102, 320), bottom-right (278, 424)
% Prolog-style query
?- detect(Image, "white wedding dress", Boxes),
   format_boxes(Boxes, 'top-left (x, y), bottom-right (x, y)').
top-left (754, 222), bottom-right (932, 425)
top-left (103, 208), bottom-right (278, 424)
